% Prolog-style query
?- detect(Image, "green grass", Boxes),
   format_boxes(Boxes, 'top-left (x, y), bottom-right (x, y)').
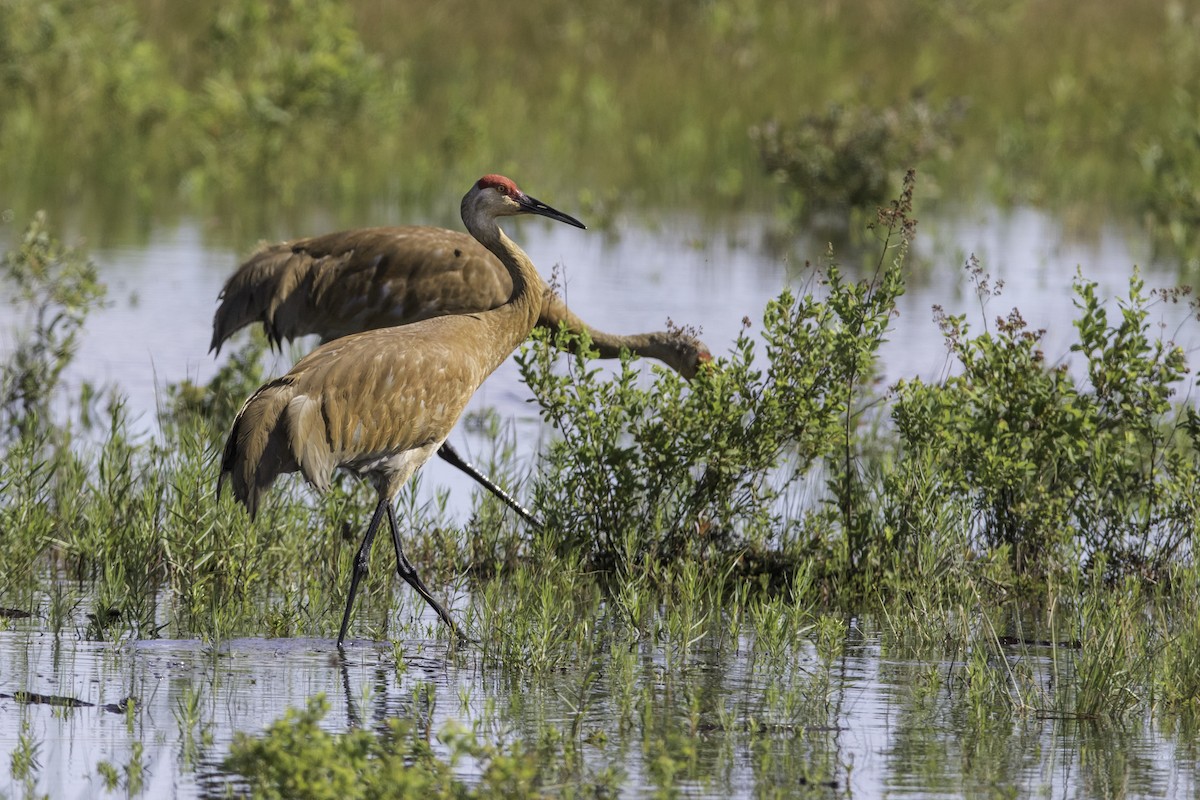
top-left (3, 0), bottom-right (1200, 261)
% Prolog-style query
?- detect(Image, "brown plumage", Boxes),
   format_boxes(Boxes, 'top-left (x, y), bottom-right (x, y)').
top-left (210, 226), bottom-right (711, 377)
top-left (218, 175), bottom-right (587, 646)
top-left (210, 223), bottom-right (711, 527)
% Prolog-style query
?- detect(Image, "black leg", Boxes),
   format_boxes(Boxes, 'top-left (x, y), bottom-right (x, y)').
top-left (436, 441), bottom-right (543, 529)
top-left (384, 500), bottom-right (475, 642)
top-left (337, 498), bottom-right (388, 647)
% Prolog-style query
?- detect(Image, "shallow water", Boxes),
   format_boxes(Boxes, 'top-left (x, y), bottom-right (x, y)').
top-left (2, 610), bottom-right (1195, 798)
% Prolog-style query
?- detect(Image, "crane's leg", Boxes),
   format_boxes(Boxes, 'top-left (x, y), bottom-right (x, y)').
top-left (337, 498), bottom-right (388, 647)
top-left (436, 441), bottom-right (543, 529)
top-left (384, 500), bottom-right (474, 642)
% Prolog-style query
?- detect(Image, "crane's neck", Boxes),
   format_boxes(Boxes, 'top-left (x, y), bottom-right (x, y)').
top-left (539, 293), bottom-right (692, 375)
top-left (463, 214), bottom-right (542, 350)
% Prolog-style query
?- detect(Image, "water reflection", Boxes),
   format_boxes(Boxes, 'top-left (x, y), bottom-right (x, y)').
top-left (4, 611), bottom-right (1195, 797)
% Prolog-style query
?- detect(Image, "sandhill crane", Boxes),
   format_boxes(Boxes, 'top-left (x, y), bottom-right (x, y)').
top-left (210, 226), bottom-right (711, 526)
top-left (218, 175), bottom-right (586, 646)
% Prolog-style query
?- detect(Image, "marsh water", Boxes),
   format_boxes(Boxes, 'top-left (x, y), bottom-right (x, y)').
top-left (4, 605), bottom-right (1197, 799)
top-left (4, 592), bottom-right (1195, 796)
top-left (2, 200), bottom-right (1198, 798)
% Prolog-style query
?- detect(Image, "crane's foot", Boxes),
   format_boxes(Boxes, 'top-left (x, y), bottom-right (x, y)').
top-left (447, 620), bottom-right (479, 646)
top-left (398, 557), bottom-right (476, 644)
top-left (336, 499), bottom-right (388, 647)
top-left (452, 632), bottom-right (479, 647)
top-left (384, 499), bottom-right (479, 646)
top-left (436, 441), bottom-right (544, 529)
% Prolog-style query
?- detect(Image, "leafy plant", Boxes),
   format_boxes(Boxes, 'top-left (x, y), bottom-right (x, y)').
top-left (518, 174), bottom-right (914, 577)
top-left (891, 261), bottom-right (1199, 576)
top-left (752, 99), bottom-right (959, 225)
top-left (224, 694), bottom-right (548, 799)
top-left (0, 211), bottom-right (105, 440)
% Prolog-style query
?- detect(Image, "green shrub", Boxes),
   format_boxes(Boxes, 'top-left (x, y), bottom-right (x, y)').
top-left (224, 695), bottom-right (548, 799)
top-left (1136, 4), bottom-right (1200, 268)
top-left (892, 262), bottom-right (1199, 576)
top-left (518, 176), bottom-right (913, 576)
top-left (0, 0), bottom-right (186, 202)
top-left (0, 211), bottom-right (106, 440)
top-left (184, 0), bottom-right (404, 205)
top-left (752, 99), bottom-right (959, 225)
top-left (1139, 105), bottom-right (1200, 270)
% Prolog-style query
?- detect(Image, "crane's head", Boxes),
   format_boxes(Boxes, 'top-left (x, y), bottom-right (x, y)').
top-left (463, 174), bottom-right (586, 230)
top-left (646, 331), bottom-right (714, 380)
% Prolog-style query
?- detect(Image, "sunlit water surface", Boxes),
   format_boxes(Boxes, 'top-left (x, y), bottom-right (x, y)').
top-left (1, 613), bottom-right (1195, 798)
top-left (1, 206), bottom-right (1197, 797)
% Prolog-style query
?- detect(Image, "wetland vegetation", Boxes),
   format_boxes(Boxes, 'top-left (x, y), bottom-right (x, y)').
top-left (4, 178), bottom-right (1200, 796)
top-left (4, 0), bottom-right (1200, 797)
top-left (2, 0), bottom-right (1200, 260)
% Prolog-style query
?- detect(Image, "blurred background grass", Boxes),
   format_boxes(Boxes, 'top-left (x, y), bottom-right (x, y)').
top-left (1, 0), bottom-right (1197, 259)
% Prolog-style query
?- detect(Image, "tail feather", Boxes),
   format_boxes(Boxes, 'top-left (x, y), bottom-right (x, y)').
top-left (218, 377), bottom-right (300, 520)
top-left (287, 393), bottom-right (335, 493)
top-left (210, 244), bottom-right (318, 355)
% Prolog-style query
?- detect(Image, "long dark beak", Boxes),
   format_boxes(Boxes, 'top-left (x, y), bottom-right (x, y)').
top-left (519, 194), bottom-right (586, 229)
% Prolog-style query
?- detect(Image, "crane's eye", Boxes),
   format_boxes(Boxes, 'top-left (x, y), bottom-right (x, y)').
top-left (494, 185), bottom-right (509, 196)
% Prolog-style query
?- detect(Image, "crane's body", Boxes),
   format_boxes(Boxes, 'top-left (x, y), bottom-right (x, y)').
top-left (221, 311), bottom-right (519, 519)
top-left (211, 223), bottom-right (710, 527)
top-left (218, 175), bottom-right (586, 645)
top-left (211, 226), bottom-right (709, 379)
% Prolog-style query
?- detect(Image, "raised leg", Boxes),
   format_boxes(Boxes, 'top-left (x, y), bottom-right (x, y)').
top-left (384, 499), bottom-right (474, 642)
top-left (436, 441), bottom-right (543, 529)
top-left (337, 497), bottom-right (388, 647)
